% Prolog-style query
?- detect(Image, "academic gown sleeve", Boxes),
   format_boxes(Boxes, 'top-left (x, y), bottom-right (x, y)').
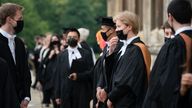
top-left (0, 58), bottom-right (20, 108)
top-left (54, 51), bottom-right (72, 101)
top-left (143, 38), bottom-right (186, 108)
top-left (75, 49), bottom-right (94, 82)
top-left (54, 53), bottom-right (64, 99)
top-left (108, 45), bottom-right (147, 104)
top-left (0, 58), bottom-right (7, 107)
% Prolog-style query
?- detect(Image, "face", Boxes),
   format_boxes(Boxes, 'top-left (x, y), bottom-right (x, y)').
top-left (101, 25), bottom-right (110, 33)
top-left (9, 10), bottom-right (23, 27)
top-left (164, 28), bottom-right (172, 38)
top-left (67, 31), bottom-right (79, 47)
top-left (67, 32), bottom-right (79, 41)
top-left (115, 20), bottom-right (128, 33)
top-left (52, 36), bottom-right (59, 42)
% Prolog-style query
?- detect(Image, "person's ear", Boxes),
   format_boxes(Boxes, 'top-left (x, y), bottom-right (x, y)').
top-left (127, 25), bottom-right (132, 31)
top-left (6, 17), bottom-right (13, 23)
top-left (168, 13), bottom-right (174, 21)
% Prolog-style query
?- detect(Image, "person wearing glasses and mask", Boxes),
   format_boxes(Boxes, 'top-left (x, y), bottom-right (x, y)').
top-left (0, 3), bottom-right (31, 108)
top-left (94, 17), bottom-right (118, 108)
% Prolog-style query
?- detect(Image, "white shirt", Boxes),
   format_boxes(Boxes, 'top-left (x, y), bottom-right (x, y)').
top-left (0, 29), bottom-right (16, 63)
top-left (67, 46), bottom-right (82, 67)
top-left (175, 26), bottom-right (192, 36)
top-left (118, 36), bottom-right (139, 57)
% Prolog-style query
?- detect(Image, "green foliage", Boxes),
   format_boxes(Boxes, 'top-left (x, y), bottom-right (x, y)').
top-left (0, 0), bottom-right (106, 50)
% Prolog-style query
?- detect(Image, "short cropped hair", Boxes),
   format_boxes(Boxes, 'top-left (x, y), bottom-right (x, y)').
top-left (0, 3), bottom-right (24, 25)
top-left (113, 11), bottom-right (139, 34)
top-left (167, 0), bottom-right (192, 24)
top-left (66, 28), bottom-right (80, 38)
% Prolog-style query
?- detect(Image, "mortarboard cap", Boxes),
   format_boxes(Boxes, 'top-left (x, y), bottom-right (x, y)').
top-left (101, 17), bottom-right (115, 27)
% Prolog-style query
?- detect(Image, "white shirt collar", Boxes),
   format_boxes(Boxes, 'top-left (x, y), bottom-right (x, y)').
top-left (67, 46), bottom-right (78, 52)
top-left (67, 46), bottom-right (82, 67)
top-left (78, 43), bottom-right (82, 48)
top-left (0, 28), bottom-right (16, 39)
top-left (126, 36), bottom-right (139, 45)
top-left (119, 36), bottom-right (139, 57)
top-left (175, 26), bottom-right (192, 35)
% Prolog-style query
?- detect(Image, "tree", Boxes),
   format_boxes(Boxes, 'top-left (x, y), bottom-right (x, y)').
top-left (1, 0), bottom-right (106, 51)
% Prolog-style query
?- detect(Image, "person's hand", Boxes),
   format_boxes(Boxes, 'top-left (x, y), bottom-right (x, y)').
top-left (96, 87), bottom-right (102, 101)
top-left (20, 99), bottom-right (29, 108)
top-left (69, 73), bottom-right (77, 80)
top-left (107, 99), bottom-right (113, 108)
top-left (55, 98), bottom-right (62, 105)
top-left (95, 101), bottom-right (99, 108)
top-left (109, 37), bottom-right (119, 55)
top-left (100, 89), bottom-right (107, 102)
top-left (180, 73), bottom-right (192, 96)
top-left (48, 50), bottom-right (55, 59)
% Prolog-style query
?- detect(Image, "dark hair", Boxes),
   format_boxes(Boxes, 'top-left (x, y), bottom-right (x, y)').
top-left (167, 0), bottom-right (192, 24)
top-left (0, 3), bottom-right (23, 25)
top-left (162, 21), bottom-right (171, 30)
top-left (49, 34), bottom-right (61, 50)
top-left (66, 28), bottom-right (80, 38)
top-left (101, 17), bottom-right (116, 28)
top-left (62, 27), bottom-right (70, 34)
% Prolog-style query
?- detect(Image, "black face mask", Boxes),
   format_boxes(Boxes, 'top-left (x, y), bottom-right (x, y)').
top-left (67, 38), bottom-right (78, 47)
top-left (52, 41), bottom-right (60, 45)
top-left (100, 28), bottom-right (112, 41)
top-left (116, 30), bottom-right (127, 40)
top-left (14, 20), bottom-right (24, 34)
top-left (100, 32), bottom-right (108, 41)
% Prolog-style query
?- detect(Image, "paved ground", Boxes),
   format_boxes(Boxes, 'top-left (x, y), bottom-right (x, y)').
top-left (29, 71), bottom-right (53, 108)
top-left (28, 88), bottom-right (44, 108)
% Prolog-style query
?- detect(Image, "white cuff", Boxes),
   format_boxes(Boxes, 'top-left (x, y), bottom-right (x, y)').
top-left (24, 97), bottom-right (30, 102)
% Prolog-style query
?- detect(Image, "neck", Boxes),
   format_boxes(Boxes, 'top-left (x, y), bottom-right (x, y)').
top-left (173, 22), bottom-right (191, 32)
top-left (1, 24), bottom-right (14, 35)
top-left (127, 32), bottom-right (136, 39)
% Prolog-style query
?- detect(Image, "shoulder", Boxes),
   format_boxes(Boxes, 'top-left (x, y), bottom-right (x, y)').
top-left (78, 47), bottom-right (89, 54)
top-left (58, 49), bottom-right (68, 57)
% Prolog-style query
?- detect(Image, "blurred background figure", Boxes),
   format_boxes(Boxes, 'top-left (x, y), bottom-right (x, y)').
top-left (60, 27), bottom-right (70, 51)
top-left (78, 28), bottom-right (96, 64)
top-left (31, 35), bottom-right (43, 89)
top-left (162, 21), bottom-right (174, 42)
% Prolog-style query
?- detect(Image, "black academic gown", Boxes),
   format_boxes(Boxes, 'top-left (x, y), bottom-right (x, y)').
top-left (106, 37), bottom-right (148, 108)
top-left (143, 30), bottom-right (192, 108)
top-left (80, 41), bottom-right (95, 65)
top-left (0, 57), bottom-right (20, 108)
top-left (92, 45), bottom-right (108, 108)
top-left (0, 34), bottom-right (31, 103)
top-left (93, 42), bottom-right (123, 108)
top-left (55, 48), bottom-right (93, 108)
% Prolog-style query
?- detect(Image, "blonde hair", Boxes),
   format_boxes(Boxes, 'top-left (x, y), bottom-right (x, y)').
top-left (113, 11), bottom-right (139, 34)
